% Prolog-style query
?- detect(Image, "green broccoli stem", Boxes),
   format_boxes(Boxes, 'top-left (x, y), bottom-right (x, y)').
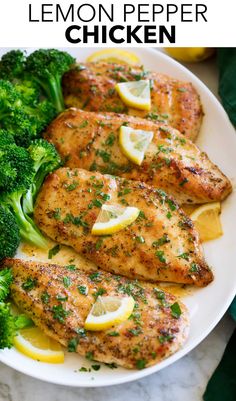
top-left (36, 75), bottom-right (65, 113)
top-left (7, 193), bottom-right (48, 249)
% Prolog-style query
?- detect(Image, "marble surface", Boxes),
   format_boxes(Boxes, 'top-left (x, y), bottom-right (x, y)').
top-left (0, 51), bottom-right (235, 401)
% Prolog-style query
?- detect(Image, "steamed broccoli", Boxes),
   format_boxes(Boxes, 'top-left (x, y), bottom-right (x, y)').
top-left (0, 129), bottom-right (15, 147)
top-left (0, 142), bottom-right (48, 248)
top-left (0, 268), bottom-right (13, 301)
top-left (0, 79), bottom-right (56, 146)
top-left (26, 49), bottom-right (75, 113)
top-left (0, 138), bottom-right (61, 250)
top-left (23, 138), bottom-right (61, 214)
top-left (0, 50), bottom-right (26, 81)
top-left (0, 268), bottom-right (33, 349)
top-left (0, 205), bottom-right (20, 260)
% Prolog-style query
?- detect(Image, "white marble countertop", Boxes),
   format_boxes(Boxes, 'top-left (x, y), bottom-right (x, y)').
top-left (0, 51), bottom-right (235, 401)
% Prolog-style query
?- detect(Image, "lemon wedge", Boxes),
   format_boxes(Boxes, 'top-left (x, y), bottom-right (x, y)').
top-left (91, 204), bottom-right (139, 235)
top-left (14, 327), bottom-right (64, 363)
top-left (115, 80), bottom-right (151, 111)
top-left (190, 202), bottom-right (223, 242)
top-left (87, 49), bottom-right (140, 65)
top-left (84, 296), bottom-right (135, 331)
top-left (119, 126), bottom-right (153, 165)
top-left (165, 48), bottom-right (215, 63)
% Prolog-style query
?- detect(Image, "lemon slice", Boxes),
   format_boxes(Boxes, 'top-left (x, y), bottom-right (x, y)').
top-left (14, 327), bottom-right (64, 363)
top-left (119, 126), bottom-right (153, 165)
top-left (190, 202), bottom-right (223, 242)
top-left (87, 49), bottom-right (140, 65)
top-left (91, 204), bottom-right (139, 235)
top-left (85, 296), bottom-right (135, 331)
top-left (115, 80), bottom-right (151, 111)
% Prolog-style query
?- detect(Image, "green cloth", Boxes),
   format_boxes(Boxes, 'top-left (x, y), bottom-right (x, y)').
top-left (203, 328), bottom-right (236, 401)
top-left (203, 50), bottom-right (236, 400)
top-left (218, 49), bottom-right (236, 126)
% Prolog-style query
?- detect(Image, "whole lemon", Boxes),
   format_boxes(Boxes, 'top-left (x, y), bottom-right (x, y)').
top-left (165, 48), bottom-right (215, 63)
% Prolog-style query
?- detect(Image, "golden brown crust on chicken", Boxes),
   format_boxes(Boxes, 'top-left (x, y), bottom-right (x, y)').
top-left (62, 62), bottom-right (203, 141)
top-left (44, 109), bottom-right (232, 205)
top-left (2, 258), bottom-right (189, 369)
top-left (34, 167), bottom-right (213, 286)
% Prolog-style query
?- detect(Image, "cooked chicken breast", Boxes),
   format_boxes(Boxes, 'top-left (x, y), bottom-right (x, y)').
top-left (34, 167), bottom-right (213, 286)
top-left (62, 62), bottom-right (203, 141)
top-left (44, 109), bottom-right (232, 205)
top-left (3, 258), bottom-right (189, 369)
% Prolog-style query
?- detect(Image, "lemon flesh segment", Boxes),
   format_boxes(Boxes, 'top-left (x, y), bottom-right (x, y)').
top-left (91, 204), bottom-right (140, 235)
top-left (190, 202), bottom-right (223, 242)
top-left (87, 49), bottom-right (140, 65)
top-left (85, 296), bottom-right (135, 331)
top-left (14, 327), bottom-right (64, 363)
top-left (115, 80), bottom-right (151, 111)
top-left (119, 126), bottom-right (153, 165)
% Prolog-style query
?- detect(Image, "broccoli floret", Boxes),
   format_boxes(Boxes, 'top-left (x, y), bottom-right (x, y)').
top-left (0, 302), bottom-right (17, 348)
top-left (0, 267), bottom-right (34, 349)
top-left (26, 49), bottom-right (75, 113)
top-left (0, 79), bottom-right (57, 147)
top-left (0, 129), bottom-right (15, 147)
top-left (0, 268), bottom-right (13, 301)
top-left (23, 139), bottom-right (61, 214)
top-left (0, 206), bottom-right (20, 260)
top-left (0, 302), bottom-right (34, 349)
top-left (0, 50), bottom-right (26, 81)
top-left (0, 143), bottom-right (48, 248)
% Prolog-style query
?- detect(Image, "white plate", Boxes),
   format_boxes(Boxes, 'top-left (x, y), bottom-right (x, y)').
top-left (0, 47), bottom-right (236, 387)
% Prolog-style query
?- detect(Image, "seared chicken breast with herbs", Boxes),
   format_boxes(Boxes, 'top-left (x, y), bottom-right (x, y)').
top-left (62, 62), bottom-right (203, 141)
top-left (3, 258), bottom-right (189, 369)
top-left (34, 167), bottom-right (213, 286)
top-left (44, 109), bottom-right (232, 205)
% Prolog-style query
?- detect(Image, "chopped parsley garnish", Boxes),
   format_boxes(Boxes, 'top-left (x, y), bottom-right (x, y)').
top-left (166, 211), bottom-right (172, 219)
top-left (105, 133), bottom-right (115, 146)
top-left (85, 351), bottom-right (94, 361)
top-left (89, 272), bottom-right (102, 282)
top-left (105, 362), bottom-right (118, 369)
top-left (118, 188), bottom-right (132, 197)
top-left (179, 178), bottom-right (189, 187)
top-left (152, 234), bottom-right (170, 248)
top-left (66, 264), bottom-right (77, 271)
top-left (178, 252), bottom-right (189, 261)
top-left (96, 149), bottom-right (111, 163)
top-left (136, 236), bottom-right (145, 244)
top-left (107, 331), bottom-right (120, 337)
top-left (153, 288), bottom-right (165, 300)
top-left (91, 364), bottom-right (100, 371)
top-left (41, 291), bottom-right (50, 304)
top-left (48, 244), bottom-right (61, 259)
top-left (93, 287), bottom-right (107, 299)
top-left (159, 334), bottom-right (175, 343)
top-left (155, 250), bottom-right (166, 263)
top-left (63, 276), bottom-right (72, 288)
top-left (189, 262), bottom-right (199, 273)
top-left (136, 359), bottom-right (147, 369)
top-left (56, 294), bottom-right (68, 302)
top-left (79, 120), bottom-right (89, 129)
top-left (22, 277), bottom-right (37, 291)
top-left (75, 327), bottom-right (87, 337)
top-left (68, 337), bottom-right (78, 352)
top-left (52, 208), bottom-right (61, 220)
top-left (78, 285), bottom-right (88, 295)
top-left (128, 327), bottom-right (143, 336)
top-left (64, 182), bottom-right (78, 191)
top-left (52, 304), bottom-right (70, 323)
top-left (177, 87), bottom-right (187, 93)
top-left (170, 302), bottom-right (182, 319)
